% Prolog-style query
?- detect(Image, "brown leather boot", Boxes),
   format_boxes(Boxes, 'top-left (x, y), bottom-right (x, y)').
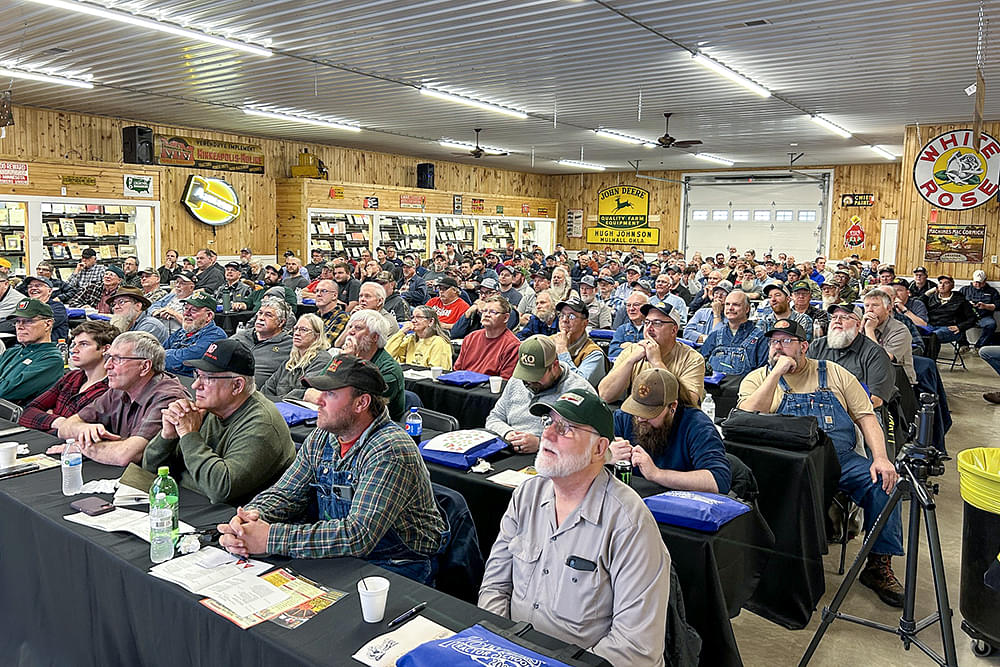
top-left (859, 553), bottom-right (904, 607)
top-left (984, 392), bottom-right (1000, 404)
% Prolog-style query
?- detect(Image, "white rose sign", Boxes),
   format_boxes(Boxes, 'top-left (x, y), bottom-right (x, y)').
top-left (912, 130), bottom-right (1000, 211)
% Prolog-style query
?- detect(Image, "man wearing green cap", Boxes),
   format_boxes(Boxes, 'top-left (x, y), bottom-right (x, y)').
top-left (163, 290), bottom-right (227, 376)
top-left (479, 388), bottom-right (670, 666)
top-left (0, 299), bottom-right (63, 403)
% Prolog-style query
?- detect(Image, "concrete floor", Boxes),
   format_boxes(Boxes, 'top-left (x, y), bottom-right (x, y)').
top-left (731, 352), bottom-right (1000, 667)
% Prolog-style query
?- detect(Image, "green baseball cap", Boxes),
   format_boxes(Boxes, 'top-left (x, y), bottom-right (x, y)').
top-left (513, 335), bottom-right (558, 383)
top-left (182, 289), bottom-right (217, 310)
top-left (789, 280), bottom-right (812, 293)
top-left (10, 298), bottom-right (53, 319)
top-left (529, 388), bottom-right (613, 440)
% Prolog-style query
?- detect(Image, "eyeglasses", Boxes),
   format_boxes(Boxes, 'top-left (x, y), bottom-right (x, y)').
top-left (292, 326), bottom-right (315, 334)
top-left (103, 353), bottom-right (146, 365)
top-left (540, 414), bottom-right (597, 438)
top-left (481, 309), bottom-right (506, 317)
top-left (768, 338), bottom-right (800, 347)
top-left (644, 318), bottom-right (675, 329)
top-left (14, 318), bottom-right (46, 327)
top-left (411, 314), bottom-right (430, 321)
top-left (315, 289), bottom-right (335, 295)
top-left (558, 312), bottom-right (582, 321)
top-left (193, 372), bottom-right (241, 384)
top-left (829, 314), bottom-right (859, 323)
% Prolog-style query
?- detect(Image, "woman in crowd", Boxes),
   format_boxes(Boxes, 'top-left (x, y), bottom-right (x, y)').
top-left (385, 306), bottom-right (453, 369)
top-left (549, 265), bottom-right (578, 303)
top-left (18, 321), bottom-right (117, 434)
top-left (261, 314), bottom-right (332, 402)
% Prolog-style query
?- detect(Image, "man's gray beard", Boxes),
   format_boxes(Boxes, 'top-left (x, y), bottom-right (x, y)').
top-left (634, 415), bottom-right (673, 459)
top-left (581, 293), bottom-right (595, 305)
top-left (827, 327), bottom-right (857, 349)
top-left (533, 437), bottom-right (593, 478)
top-left (110, 313), bottom-right (134, 332)
top-left (821, 296), bottom-right (837, 309)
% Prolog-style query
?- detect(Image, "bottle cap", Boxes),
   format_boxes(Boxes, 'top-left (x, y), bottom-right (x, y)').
top-left (410, 407), bottom-right (418, 413)
top-left (157, 466), bottom-right (169, 476)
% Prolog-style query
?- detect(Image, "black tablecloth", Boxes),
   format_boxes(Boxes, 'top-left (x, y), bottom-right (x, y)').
top-left (402, 368), bottom-right (503, 428)
top-left (215, 309), bottom-right (255, 335)
top-left (0, 424), bottom-right (606, 667)
top-left (724, 439), bottom-right (841, 629)
top-left (427, 449), bottom-right (775, 667)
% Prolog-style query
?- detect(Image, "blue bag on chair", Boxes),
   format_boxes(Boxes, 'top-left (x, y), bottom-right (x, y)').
top-left (588, 329), bottom-right (614, 340)
top-left (435, 370), bottom-right (491, 387)
top-left (643, 491), bottom-right (751, 532)
top-left (398, 624), bottom-right (575, 667)
top-left (419, 432), bottom-right (506, 470)
top-left (273, 401), bottom-right (318, 426)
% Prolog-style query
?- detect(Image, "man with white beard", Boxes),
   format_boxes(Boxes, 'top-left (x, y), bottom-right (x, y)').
top-left (807, 303), bottom-right (897, 408)
top-left (478, 389), bottom-right (670, 667)
top-left (108, 288), bottom-right (168, 344)
top-left (819, 280), bottom-right (839, 311)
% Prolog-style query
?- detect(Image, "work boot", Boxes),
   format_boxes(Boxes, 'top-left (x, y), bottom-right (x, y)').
top-left (984, 392), bottom-right (1000, 404)
top-left (859, 553), bottom-right (904, 607)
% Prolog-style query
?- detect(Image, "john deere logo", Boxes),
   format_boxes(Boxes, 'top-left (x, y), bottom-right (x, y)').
top-left (182, 175), bottom-right (241, 226)
top-left (588, 185), bottom-right (658, 246)
top-left (913, 130), bottom-right (1000, 211)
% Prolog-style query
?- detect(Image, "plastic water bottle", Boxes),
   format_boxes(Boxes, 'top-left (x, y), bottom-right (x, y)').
top-left (149, 493), bottom-right (174, 564)
top-left (405, 407), bottom-right (423, 445)
top-left (702, 393), bottom-right (717, 424)
top-left (57, 338), bottom-right (69, 367)
top-left (148, 466), bottom-right (179, 540)
top-left (61, 438), bottom-right (83, 496)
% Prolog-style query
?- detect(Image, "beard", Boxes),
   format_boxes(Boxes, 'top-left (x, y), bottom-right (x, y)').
top-left (110, 313), bottom-right (135, 332)
top-left (821, 295), bottom-right (837, 309)
top-left (534, 436), bottom-right (593, 478)
top-left (581, 293), bottom-right (595, 305)
top-left (634, 415), bottom-right (673, 459)
top-left (826, 326), bottom-right (857, 349)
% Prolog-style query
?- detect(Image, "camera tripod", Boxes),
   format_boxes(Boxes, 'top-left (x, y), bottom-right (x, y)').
top-left (799, 394), bottom-right (958, 667)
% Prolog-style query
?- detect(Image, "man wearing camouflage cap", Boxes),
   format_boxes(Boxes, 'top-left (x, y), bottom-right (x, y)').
top-left (163, 289), bottom-right (227, 376)
top-left (0, 299), bottom-right (63, 402)
top-left (479, 388), bottom-right (670, 666)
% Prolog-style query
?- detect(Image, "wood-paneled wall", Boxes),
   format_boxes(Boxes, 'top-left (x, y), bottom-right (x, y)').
top-left (896, 121), bottom-right (1000, 280)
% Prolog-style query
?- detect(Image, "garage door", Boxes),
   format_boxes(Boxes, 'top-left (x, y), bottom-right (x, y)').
top-left (682, 173), bottom-right (830, 262)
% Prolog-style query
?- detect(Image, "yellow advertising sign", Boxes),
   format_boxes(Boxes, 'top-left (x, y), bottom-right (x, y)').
top-left (587, 185), bottom-right (657, 245)
top-left (182, 175), bottom-right (241, 226)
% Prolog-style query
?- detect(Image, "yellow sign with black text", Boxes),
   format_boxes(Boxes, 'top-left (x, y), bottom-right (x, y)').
top-left (587, 185), bottom-right (658, 245)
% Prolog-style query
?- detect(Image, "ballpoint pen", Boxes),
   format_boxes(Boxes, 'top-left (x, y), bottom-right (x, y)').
top-left (386, 601), bottom-right (427, 629)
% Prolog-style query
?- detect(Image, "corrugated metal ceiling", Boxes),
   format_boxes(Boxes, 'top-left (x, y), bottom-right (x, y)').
top-left (0, 0), bottom-right (995, 172)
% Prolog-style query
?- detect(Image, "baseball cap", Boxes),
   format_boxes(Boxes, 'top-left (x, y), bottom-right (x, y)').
top-left (878, 266), bottom-right (894, 275)
top-left (81, 248), bottom-right (97, 258)
top-left (21, 276), bottom-right (52, 289)
top-left (264, 264), bottom-right (281, 274)
top-left (528, 388), bottom-right (614, 440)
top-left (597, 274), bottom-right (615, 284)
top-left (9, 298), bottom-right (53, 319)
top-left (138, 266), bottom-right (157, 276)
top-left (712, 280), bottom-right (734, 294)
top-left (496, 264), bottom-right (514, 276)
top-left (635, 279), bottom-right (654, 294)
top-left (640, 302), bottom-right (682, 326)
top-left (513, 335), bottom-right (558, 383)
top-left (240, 247), bottom-right (252, 254)
top-left (480, 277), bottom-right (500, 292)
top-left (224, 261), bottom-right (241, 270)
top-left (303, 354), bottom-right (388, 395)
top-left (834, 268), bottom-right (850, 276)
top-left (763, 318), bottom-right (809, 340)
top-left (820, 280), bottom-right (839, 290)
top-left (108, 287), bottom-right (151, 310)
top-left (889, 277), bottom-right (909, 288)
top-left (621, 368), bottom-right (679, 420)
top-left (937, 274), bottom-right (954, 282)
top-left (762, 283), bottom-right (789, 297)
top-left (375, 271), bottom-right (395, 284)
top-left (557, 296), bottom-right (590, 318)
top-left (437, 276), bottom-right (460, 291)
top-left (184, 339), bottom-right (255, 376)
top-left (183, 289), bottom-right (217, 310)
top-left (175, 272), bottom-right (195, 284)
top-left (913, 266), bottom-right (928, 274)
top-left (973, 270), bottom-right (987, 282)
top-left (105, 265), bottom-right (125, 279)
top-left (789, 280), bottom-right (812, 293)
top-left (579, 275), bottom-right (596, 288)
top-left (786, 267), bottom-right (802, 276)
top-left (625, 265), bottom-right (641, 274)
top-left (826, 303), bottom-right (863, 319)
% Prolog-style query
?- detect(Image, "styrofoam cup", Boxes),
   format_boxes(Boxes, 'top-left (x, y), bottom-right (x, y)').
top-left (489, 376), bottom-right (503, 393)
top-left (0, 441), bottom-right (17, 468)
top-left (357, 576), bottom-right (390, 623)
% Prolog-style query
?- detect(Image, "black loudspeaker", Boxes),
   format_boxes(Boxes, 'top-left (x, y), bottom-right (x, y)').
top-left (417, 162), bottom-right (434, 189)
top-left (122, 126), bottom-right (154, 164)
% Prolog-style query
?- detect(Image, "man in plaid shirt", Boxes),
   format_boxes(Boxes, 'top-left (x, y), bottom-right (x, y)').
top-left (63, 248), bottom-right (107, 308)
top-left (217, 355), bottom-right (447, 584)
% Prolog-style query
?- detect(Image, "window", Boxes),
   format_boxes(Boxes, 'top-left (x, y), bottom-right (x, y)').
top-left (754, 210), bottom-right (771, 221)
top-left (732, 210), bottom-right (749, 221)
top-left (712, 210), bottom-right (729, 221)
top-left (798, 210), bottom-right (817, 222)
top-left (692, 210), bottom-right (709, 221)
top-left (775, 210), bottom-right (793, 222)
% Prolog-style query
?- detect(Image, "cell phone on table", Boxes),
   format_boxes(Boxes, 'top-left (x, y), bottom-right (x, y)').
top-left (70, 497), bottom-right (115, 516)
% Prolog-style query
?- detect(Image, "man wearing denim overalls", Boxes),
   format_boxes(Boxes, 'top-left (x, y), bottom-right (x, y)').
top-left (217, 355), bottom-right (448, 584)
top-left (737, 319), bottom-right (905, 607)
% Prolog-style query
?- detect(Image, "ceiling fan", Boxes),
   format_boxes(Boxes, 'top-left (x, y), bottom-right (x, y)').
top-left (450, 128), bottom-right (508, 158)
top-left (656, 113), bottom-right (703, 149)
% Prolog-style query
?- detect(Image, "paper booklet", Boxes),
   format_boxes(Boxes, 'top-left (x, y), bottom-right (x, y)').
top-left (149, 546), bottom-right (273, 595)
top-left (64, 506), bottom-right (193, 542)
top-left (422, 429), bottom-right (495, 454)
top-left (352, 616), bottom-right (455, 667)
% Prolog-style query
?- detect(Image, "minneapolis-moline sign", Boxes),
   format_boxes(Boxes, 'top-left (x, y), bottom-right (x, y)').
top-left (587, 185), bottom-right (657, 245)
top-left (156, 135), bottom-right (265, 174)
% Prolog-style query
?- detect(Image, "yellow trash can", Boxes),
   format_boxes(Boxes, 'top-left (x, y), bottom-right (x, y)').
top-left (958, 447), bottom-right (1000, 656)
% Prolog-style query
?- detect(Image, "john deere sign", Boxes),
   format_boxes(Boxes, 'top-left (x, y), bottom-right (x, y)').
top-left (587, 185), bottom-right (658, 245)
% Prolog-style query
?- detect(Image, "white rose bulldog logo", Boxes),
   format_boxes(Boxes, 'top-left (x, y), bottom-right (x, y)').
top-left (912, 130), bottom-right (1000, 210)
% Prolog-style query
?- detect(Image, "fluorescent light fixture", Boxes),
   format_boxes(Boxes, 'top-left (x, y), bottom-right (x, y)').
top-left (419, 87), bottom-right (527, 119)
top-left (809, 114), bottom-right (852, 138)
top-left (24, 0), bottom-right (272, 57)
top-left (0, 66), bottom-right (93, 89)
top-left (695, 153), bottom-right (735, 166)
top-left (438, 139), bottom-right (506, 155)
top-left (594, 129), bottom-right (656, 148)
top-left (691, 53), bottom-right (771, 98)
top-left (243, 108), bottom-right (361, 132)
top-left (869, 145), bottom-right (897, 160)
top-left (557, 159), bottom-right (606, 171)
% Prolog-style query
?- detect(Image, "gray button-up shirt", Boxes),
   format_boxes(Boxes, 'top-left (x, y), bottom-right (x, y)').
top-left (479, 469), bottom-right (670, 667)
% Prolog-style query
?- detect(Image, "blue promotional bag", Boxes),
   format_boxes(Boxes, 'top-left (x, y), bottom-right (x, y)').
top-left (435, 370), bottom-right (491, 388)
top-left (273, 401), bottom-right (318, 426)
top-left (643, 491), bottom-right (751, 532)
top-left (398, 624), bottom-right (576, 667)
top-left (419, 432), bottom-right (507, 470)
top-left (588, 329), bottom-right (615, 340)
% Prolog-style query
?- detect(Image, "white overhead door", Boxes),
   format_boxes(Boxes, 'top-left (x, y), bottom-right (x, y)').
top-left (682, 174), bottom-right (829, 262)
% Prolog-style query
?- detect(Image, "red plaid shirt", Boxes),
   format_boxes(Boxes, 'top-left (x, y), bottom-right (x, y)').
top-left (19, 370), bottom-right (110, 433)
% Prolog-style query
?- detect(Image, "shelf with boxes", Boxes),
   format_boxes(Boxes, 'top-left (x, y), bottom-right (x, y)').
top-left (39, 203), bottom-right (139, 280)
top-left (378, 214), bottom-right (429, 256)
top-left (477, 217), bottom-right (517, 251)
top-left (308, 210), bottom-right (373, 262)
top-left (0, 202), bottom-right (27, 272)
top-left (433, 215), bottom-right (476, 252)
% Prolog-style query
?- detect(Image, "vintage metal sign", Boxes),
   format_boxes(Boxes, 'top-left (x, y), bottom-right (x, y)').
top-left (181, 175), bottom-right (241, 226)
top-left (123, 174), bottom-right (154, 197)
top-left (157, 135), bottom-right (264, 174)
top-left (913, 130), bottom-right (1000, 211)
top-left (587, 185), bottom-right (657, 245)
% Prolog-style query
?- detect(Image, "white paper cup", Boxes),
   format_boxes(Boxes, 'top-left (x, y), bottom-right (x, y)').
top-left (357, 576), bottom-right (390, 623)
top-left (431, 366), bottom-right (443, 379)
top-left (0, 441), bottom-right (17, 468)
top-left (489, 376), bottom-right (503, 393)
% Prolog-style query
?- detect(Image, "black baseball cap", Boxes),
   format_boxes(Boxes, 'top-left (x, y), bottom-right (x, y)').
top-left (184, 339), bottom-right (255, 376)
top-left (557, 296), bottom-right (590, 317)
top-left (81, 248), bottom-right (97, 258)
top-left (224, 261), bottom-right (241, 270)
top-left (762, 283), bottom-right (789, 297)
top-left (640, 302), bottom-right (681, 326)
top-left (913, 266), bottom-right (928, 274)
top-left (763, 318), bottom-right (809, 341)
top-left (889, 277), bottom-right (909, 288)
top-left (437, 276), bottom-right (460, 290)
top-left (302, 355), bottom-right (388, 395)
